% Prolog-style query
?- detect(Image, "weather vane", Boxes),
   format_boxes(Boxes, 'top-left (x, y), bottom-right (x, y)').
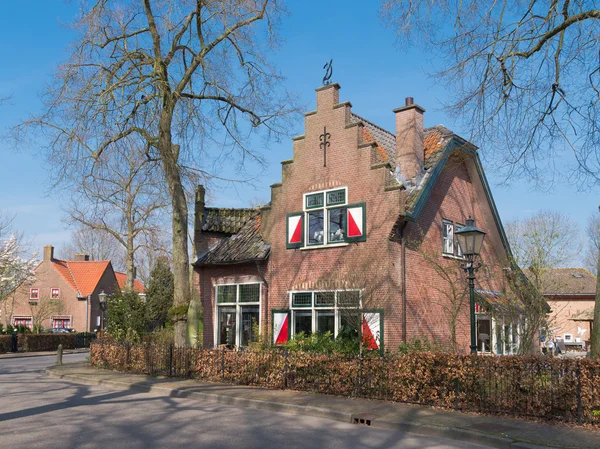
top-left (322, 59), bottom-right (333, 85)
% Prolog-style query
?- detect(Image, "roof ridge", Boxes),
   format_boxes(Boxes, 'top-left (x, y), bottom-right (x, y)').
top-left (351, 113), bottom-right (394, 138)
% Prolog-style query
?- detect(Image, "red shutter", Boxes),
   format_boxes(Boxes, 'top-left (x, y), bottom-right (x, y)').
top-left (346, 203), bottom-right (366, 242)
top-left (272, 310), bottom-right (290, 345)
top-left (286, 213), bottom-right (303, 249)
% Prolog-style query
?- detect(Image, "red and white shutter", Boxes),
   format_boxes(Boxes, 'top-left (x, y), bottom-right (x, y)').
top-left (273, 311), bottom-right (290, 345)
top-left (286, 213), bottom-right (303, 249)
top-left (346, 203), bottom-right (366, 242)
top-left (362, 311), bottom-right (382, 352)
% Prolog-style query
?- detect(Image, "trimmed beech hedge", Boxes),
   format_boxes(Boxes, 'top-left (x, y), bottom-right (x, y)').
top-left (91, 340), bottom-right (600, 425)
top-left (0, 335), bottom-right (12, 353)
top-left (20, 334), bottom-right (77, 352)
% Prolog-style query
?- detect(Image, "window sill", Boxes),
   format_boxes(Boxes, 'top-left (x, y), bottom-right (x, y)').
top-left (442, 254), bottom-right (465, 261)
top-left (300, 242), bottom-right (349, 251)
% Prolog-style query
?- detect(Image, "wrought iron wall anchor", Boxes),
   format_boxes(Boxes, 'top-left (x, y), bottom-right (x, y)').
top-left (320, 126), bottom-right (331, 167)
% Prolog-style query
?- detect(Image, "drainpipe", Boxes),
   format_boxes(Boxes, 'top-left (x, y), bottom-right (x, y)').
top-left (86, 294), bottom-right (90, 332)
top-left (400, 221), bottom-right (408, 343)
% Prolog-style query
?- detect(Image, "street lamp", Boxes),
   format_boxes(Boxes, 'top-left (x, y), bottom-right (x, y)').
top-left (98, 290), bottom-right (108, 331)
top-left (455, 217), bottom-right (486, 354)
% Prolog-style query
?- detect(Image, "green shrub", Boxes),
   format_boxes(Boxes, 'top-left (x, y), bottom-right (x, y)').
top-left (398, 338), bottom-right (443, 354)
top-left (106, 290), bottom-right (147, 342)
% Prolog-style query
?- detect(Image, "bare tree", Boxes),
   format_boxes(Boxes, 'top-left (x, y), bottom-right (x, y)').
top-left (585, 208), bottom-right (600, 274)
top-left (506, 210), bottom-right (580, 352)
top-left (65, 141), bottom-right (168, 290)
top-left (380, 1), bottom-right (600, 187)
top-left (60, 226), bottom-right (126, 269)
top-left (14, 0), bottom-right (298, 346)
top-left (29, 295), bottom-right (66, 333)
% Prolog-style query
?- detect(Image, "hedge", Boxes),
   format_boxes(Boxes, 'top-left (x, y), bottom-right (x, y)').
top-left (20, 334), bottom-right (77, 352)
top-left (0, 335), bottom-right (12, 353)
top-left (91, 340), bottom-right (600, 426)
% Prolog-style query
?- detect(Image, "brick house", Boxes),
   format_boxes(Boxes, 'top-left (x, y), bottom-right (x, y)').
top-left (193, 83), bottom-right (518, 354)
top-left (536, 268), bottom-right (597, 347)
top-left (3, 245), bottom-right (142, 332)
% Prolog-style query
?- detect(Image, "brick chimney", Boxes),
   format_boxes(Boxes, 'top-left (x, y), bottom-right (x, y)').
top-left (394, 97), bottom-right (426, 181)
top-left (194, 185), bottom-right (206, 257)
top-left (74, 254), bottom-right (90, 261)
top-left (43, 245), bottom-right (54, 262)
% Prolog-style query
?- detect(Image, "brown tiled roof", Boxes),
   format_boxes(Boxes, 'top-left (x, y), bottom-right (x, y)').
top-left (572, 308), bottom-right (594, 321)
top-left (352, 113), bottom-right (396, 163)
top-left (528, 268), bottom-right (597, 295)
top-left (51, 259), bottom-right (112, 296)
top-left (115, 272), bottom-right (145, 293)
top-left (202, 208), bottom-right (257, 233)
top-left (195, 212), bottom-right (270, 265)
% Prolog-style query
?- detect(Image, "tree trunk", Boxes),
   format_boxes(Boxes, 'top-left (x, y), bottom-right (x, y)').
top-left (591, 247), bottom-right (600, 357)
top-left (125, 235), bottom-right (135, 291)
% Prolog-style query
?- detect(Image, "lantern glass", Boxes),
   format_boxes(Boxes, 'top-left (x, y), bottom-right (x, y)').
top-left (455, 218), bottom-right (486, 257)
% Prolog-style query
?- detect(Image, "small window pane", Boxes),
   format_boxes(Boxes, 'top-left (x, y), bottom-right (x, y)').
top-left (241, 306), bottom-right (260, 346)
top-left (328, 208), bottom-right (346, 243)
top-left (217, 285), bottom-right (236, 303)
top-left (294, 311), bottom-right (312, 336)
top-left (314, 291), bottom-right (334, 307)
top-left (316, 310), bottom-right (335, 336)
top-left (442, 221), bottom-right (454, 255)
top-left (239, 284), bottom-right (260, 302)
top-left (326, 189), bottom-right (345, 206)
top-left (308, 210), bottom-right (324, 245)
top-left (306, 193), bottom-right (324, 209)
top-left (292, 292), bottom-right (312, 307)
top-left (455, 224), bottom-right (463, 257)
top-left (339, 312), bottom-right (360, 338)
top-left (218, 307), bottom-right (237, 346)
top-left (337, 291), bottom-right (360, 308)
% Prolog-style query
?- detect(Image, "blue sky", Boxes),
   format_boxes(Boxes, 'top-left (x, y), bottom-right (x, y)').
top-left (0, 1), bottom-right (597, 263)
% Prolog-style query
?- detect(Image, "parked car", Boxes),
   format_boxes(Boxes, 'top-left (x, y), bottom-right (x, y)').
top-left (51, 328), bottom-right (75, 333)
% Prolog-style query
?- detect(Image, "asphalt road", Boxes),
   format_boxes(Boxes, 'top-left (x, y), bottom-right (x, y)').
top-left (0, 355), bottom-right (492, 449)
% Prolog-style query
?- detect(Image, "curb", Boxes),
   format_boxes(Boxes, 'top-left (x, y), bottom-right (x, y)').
top-left (46, 367), bottom-right (566, 449)
top-left (0, 349), bottom-right (89, 360)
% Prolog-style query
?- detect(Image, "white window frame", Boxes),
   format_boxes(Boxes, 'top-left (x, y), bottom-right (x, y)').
top-left (50, 287), bottom-right (60, 299)
top-left (442, 219), bottom-right (454, 255)
top-left (288, 289), bottom-right (362, 338)
top-left (29, 288), bottom-right (39, 300)
top-left (214, 282), bottom-right (262, 347)
top-left (302, 187), bottom-right (349, 248)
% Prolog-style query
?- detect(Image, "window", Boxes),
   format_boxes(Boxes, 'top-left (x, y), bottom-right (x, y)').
top-left (442, 220), bottom-right (454, 255)
top-left (215, 283), bottom-right (261, 347)
top-left (14, 316), bottom-right (32, 330)
top-left (51, 288), bottom-right (60, 299)
top-left (306, 189), bottom-right (346, 246)
top-left (290, 290), bottom-right (361, 338)
top-left (29, 288), bottom-right (39, 300)
top-left (52, 317), bottom-right (71, 329)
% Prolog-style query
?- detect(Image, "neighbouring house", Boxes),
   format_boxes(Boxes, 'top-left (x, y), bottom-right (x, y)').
top-left (536, 268), bottom-right (597, 347)
top-left (193, 83), bottom-right (521, 354)
top-left (3, 245), bottom-right (144, 332)
top-left (115, 271), bottom-right (146, 297)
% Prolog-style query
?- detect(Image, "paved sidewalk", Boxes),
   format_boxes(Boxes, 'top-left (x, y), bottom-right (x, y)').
top-left (47, 362), bottom-right (600, 449)
top-left (0, 349), bottom-right (89, 359)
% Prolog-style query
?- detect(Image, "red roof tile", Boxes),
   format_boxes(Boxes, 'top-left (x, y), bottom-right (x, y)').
top-left (51, 259), bottom-right (111, 296)
top-left (115, 272), bottom-right (145, 293)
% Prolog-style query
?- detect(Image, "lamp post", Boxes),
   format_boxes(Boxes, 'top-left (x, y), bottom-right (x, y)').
top-left (455, 217), bottom-right (486, 354)
top-left (98, 290), bottom-right (108, 331)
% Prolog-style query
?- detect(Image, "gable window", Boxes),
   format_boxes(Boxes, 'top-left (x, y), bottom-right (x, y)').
top-left (286, 188), bottom-right (366, 249)
top-left (455, 223), bottom-right (464, 257)
top-left (51, 288), bottom-right (60, 299)
top-left (215, 283), bottom-right (261, 347)
top-left (442, 220), bottom-right (454, 255)
top-left (29, 288), bottom-right (39, 301)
